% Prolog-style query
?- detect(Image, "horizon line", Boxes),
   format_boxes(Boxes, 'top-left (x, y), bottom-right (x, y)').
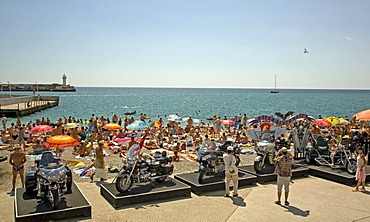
top-left (71, 86), bottom-right (370, 90)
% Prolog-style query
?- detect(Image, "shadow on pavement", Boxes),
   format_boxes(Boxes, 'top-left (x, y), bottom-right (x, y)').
top-left (281, 205), bottom-right (310, 217)
top-left (360, 190), bottom-right (370, 195)
top-left (232, 196), bottom-right (246, 207)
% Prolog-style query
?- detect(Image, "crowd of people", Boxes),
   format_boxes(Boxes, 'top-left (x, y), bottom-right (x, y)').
top-left (1, 112), bottom-right (369, 197)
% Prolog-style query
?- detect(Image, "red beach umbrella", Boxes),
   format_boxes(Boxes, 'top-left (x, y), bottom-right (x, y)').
top-left (353, 109), bottom-right (370, 121)
top-left (314, 119), bottom-right (332, 127)
top-left (44, 135), bottom-right (80, 148)
top-left (222, 120), bottom-right (235, 125)
top-left (29, 125), bottom-right (53, 134)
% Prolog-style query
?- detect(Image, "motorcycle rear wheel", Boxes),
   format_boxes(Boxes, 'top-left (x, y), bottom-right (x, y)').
top-left (254, 160), bottom-right (264, 173)
top-left (115, 173), bottom-right (132, 193)
top-left (51, 190), bottom-right (60, 209)
top-left (198, 169), bottom-right (206, 184)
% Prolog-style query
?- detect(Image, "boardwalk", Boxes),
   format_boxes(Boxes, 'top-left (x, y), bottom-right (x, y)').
top-left (0, 94), bottom-right (59, 117)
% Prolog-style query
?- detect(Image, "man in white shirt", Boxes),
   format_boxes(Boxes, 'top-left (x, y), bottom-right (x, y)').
top-left (223, 146), bottom-right (238, 197)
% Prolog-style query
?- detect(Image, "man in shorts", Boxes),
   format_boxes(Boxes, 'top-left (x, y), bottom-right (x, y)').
top-left (274, 147), bottom-right (292, 205)
top-left (9, 144), bottom-right (26, 192)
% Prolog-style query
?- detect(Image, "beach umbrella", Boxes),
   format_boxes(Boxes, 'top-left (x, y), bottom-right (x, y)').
top-left (182, 117), bottom-right (200, 125)
top-left (149, 121), bottom-right (162, 128)
top-left (29, 125), bottom-right (53, 134)
top-left (103, 123), bottom-right (122, 131)
top-left (314, 119), bottom-right (331, 127)
top-left (222, 120), bottom-right (235, 125)
top-left (44, 135), bottom-right (80, 148)
top-left (127, 121), bottom-right (148, 130)
top-left (325, 117), bottom-right (340, 125)
top-left (337, 118), bottom-right (350, 125)
top-left (64, 123), bottom-right (79, 129)
top-left (168, 114), bottom-right (181, 121)
top-left (353, 109), bottom-right (370, 121)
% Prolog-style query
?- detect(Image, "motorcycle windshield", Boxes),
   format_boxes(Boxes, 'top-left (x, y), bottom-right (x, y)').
top-left (261, 133), bottom-right (272, 141)
top-left (127, 144), bottom-right (140, 159)
top-left (37, 166), bottom-right (67, 181)
top-left (197, 146), bottom-right (214, 159)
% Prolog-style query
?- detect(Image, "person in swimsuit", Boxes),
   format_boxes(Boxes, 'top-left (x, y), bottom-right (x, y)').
top-left (9, 145), bottom-right (26, 192)
top-left (95, 141), bottom-right (107, 181)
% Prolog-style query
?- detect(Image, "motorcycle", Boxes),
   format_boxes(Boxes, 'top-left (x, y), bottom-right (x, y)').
top-left (306, 136), bottom-right (357, 174)
top-left (253, 132), bottom-right (276, 173)
top-left (25, 151), bottom-right (72, 209)
top-left (197, 143), bottom-right (240, 183)
top-left (114, 145), bottom-right (174, 193)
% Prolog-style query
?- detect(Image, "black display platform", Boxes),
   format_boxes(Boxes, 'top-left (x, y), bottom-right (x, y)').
top-left (14, 182), bottom-right (91, 222)
top-left (238, 164), bottom-right (309, 183)
top-left (299, 164), bottom-right (370, 185)
top-left (100, 177), bottom-right (191, 208)
top-left (174, 171), bottom-right (257, 194)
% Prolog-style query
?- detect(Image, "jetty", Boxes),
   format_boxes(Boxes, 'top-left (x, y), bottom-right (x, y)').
top-left (0, 94), bottom-right (59, 117)
top-left (1, 74), bottom-right (76, 92)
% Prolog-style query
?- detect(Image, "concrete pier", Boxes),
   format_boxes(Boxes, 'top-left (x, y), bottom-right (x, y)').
top-left (0, 94), bottom-right (59, 117)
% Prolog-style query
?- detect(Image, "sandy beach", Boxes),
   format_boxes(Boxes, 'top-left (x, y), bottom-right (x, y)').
top-left (0, 147), bottom-right (255, 194)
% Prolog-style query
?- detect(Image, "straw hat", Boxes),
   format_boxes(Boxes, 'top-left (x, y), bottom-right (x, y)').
top-left (280, 147), bottom-right (288, 152)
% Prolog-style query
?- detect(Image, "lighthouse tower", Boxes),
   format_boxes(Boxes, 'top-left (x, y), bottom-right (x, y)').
top-left (62, 74), bottom-right (67, 86)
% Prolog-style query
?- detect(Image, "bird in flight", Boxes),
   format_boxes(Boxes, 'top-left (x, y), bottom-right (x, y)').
top-left (303, 48), bottom-right (309, 54)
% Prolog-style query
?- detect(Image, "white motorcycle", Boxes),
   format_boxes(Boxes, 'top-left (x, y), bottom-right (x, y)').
top-left (253, 133), bottom-right (276, 173)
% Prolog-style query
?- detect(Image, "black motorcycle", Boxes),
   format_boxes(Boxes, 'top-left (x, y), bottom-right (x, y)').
top-left (25, 151), bottom-right (72, 209)
top-left (305, 136), bottom-right (357, 174)
top-left (197, 142), bottom-right (240, 183)
top-left (114, 148), bottom-right (174, 193)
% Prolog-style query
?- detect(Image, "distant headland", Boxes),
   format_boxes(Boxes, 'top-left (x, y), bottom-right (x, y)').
top-left (0, 74), bottom-right (76, 92)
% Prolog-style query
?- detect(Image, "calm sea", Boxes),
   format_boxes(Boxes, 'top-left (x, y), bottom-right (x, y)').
top-left (6, 87), bottom-right (370, 124)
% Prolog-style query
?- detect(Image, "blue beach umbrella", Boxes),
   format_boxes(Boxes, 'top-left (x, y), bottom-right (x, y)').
top-left (127, 121), bottom-right (148, 130)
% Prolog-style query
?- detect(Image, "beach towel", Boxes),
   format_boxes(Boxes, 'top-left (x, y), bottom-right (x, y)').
top-left (178, 153), bottom-right (198, 162)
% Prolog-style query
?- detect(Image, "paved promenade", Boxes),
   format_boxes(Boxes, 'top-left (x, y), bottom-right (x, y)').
top-left (2, 176), bottom-right (369, 222)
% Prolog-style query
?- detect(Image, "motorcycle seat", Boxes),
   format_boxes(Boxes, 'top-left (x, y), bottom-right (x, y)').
top-left (39, 151), bottom-right (59, 168)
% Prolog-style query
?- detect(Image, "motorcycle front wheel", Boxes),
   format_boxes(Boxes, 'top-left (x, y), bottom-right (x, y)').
top-left (347, 159), bottom-right (357, 175)
top-left (155, 176), bottom-right (167, 183)
top-left (51, 189), bottom-right (60, 209)
top-left (198, 169), bottom-right (206, 184)
top-left (115, 173), bottom-right (132, 193)
top-left (254, 160), bottom-right (264, 173)
top-left (235, 155), bottom-right (241, 167)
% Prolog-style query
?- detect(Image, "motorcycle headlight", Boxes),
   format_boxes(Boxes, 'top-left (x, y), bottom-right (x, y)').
top-left (47, 169), bottom-right (62, 182)
top-left (37, 170), bottom-right (48, 179)
top-left (202, 154), bottom-right (212, 161)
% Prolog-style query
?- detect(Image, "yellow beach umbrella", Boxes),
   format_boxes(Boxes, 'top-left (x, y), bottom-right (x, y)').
top-left (325, 117), bottom-right (340, 125)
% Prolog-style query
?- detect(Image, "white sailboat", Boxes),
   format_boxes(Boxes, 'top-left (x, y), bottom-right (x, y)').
top-left (270, 74), bottom-right (279, 93)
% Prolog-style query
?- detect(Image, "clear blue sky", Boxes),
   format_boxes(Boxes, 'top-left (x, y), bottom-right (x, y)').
top-left (1, 0), bottom-right (369, 89)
